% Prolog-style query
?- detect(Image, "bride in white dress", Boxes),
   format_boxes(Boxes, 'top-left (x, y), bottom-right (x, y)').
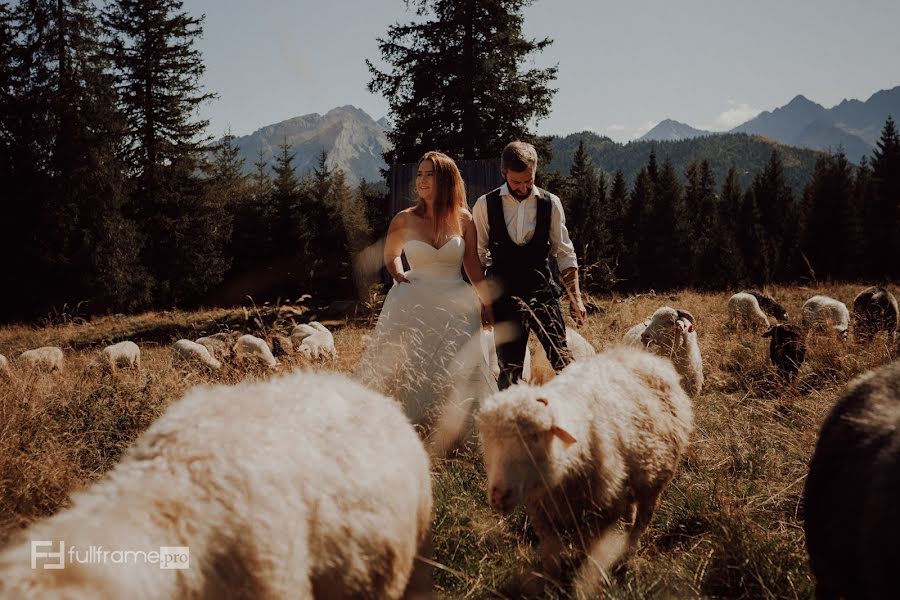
top-left (355, 151), bottom-right (498, 458)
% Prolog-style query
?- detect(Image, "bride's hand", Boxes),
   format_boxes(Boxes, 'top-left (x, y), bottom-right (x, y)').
top-left (394, 272), bottom-right (411, 284)
top-left (480, 302), bottom-right (494, 330)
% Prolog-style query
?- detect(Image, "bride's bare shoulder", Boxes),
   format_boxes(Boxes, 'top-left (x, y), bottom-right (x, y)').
top-left (389, 209), bottom-right (417, 232)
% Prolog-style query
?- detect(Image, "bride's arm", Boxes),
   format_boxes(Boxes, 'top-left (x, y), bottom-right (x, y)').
top-left (461, 211), bottom-right (493, 327)
top-left (384, 213), bottom-right (411, 284)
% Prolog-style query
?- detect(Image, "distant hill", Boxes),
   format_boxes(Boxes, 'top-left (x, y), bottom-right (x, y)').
top-left (729, 86), bottom-right (900, 162)
top-left (640, 119), bottom-right (715, 142)
top-left (547, 131), bottom-right (822, 193)
top-left (226, 105), bottom-right (390, 185)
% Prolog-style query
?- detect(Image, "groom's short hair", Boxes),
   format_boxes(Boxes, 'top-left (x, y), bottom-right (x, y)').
top-left (501, 141), bottom-right (538, 173)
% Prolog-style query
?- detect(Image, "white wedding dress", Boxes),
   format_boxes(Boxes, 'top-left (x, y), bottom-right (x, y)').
top-left (355, 235), bottom-right (498, 457)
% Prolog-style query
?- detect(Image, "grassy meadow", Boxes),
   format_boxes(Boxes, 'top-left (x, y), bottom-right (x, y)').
top-left (1, 283), bottom-right (898, 599)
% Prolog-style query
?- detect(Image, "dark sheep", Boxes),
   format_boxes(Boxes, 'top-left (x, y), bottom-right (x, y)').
top-left (851, 286), bottom-right (898, 344)
top-left (742, 289), bottom-right (789, 321)
top-left (803, 359), bottom-right (900, 600)
top-left (761, 324), bottom-right (806, 380)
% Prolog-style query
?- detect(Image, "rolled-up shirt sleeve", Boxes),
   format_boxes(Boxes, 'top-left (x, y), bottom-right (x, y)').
top-left (549, 193), bottom-right (579, 271)
top-left (472, 195), bottom-right (490, 268)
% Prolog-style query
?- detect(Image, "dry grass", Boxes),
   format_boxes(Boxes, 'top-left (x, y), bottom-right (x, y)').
top-left (0, 283), bottom-right (897, 598)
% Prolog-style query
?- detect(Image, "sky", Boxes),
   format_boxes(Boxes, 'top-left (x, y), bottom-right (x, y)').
top-left (188, 0), bottom-right (900, 143)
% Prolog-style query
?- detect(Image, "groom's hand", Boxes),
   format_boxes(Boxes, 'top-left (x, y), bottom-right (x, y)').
top-left (570, 297), bottom-right (587, 327)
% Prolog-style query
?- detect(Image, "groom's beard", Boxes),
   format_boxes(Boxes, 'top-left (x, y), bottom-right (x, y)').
top-left (504, 178), bottom-right (533, 200)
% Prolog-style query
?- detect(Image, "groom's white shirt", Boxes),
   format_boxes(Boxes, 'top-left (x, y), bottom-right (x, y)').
top-left (472, 183), bottom-right (578, 271)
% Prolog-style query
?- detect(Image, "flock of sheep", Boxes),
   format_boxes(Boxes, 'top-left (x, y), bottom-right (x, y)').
top-left (0, 285), bottom-right (898, 598)
top-left (0, 322), bottom-right (338, 378)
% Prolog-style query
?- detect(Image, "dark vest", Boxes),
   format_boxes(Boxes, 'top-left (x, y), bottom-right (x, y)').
top-left (485, 187), bottom-right (560, 298)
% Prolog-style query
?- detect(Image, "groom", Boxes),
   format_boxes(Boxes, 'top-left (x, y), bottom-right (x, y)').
top-left (473, 141), bottom-right (587, 390)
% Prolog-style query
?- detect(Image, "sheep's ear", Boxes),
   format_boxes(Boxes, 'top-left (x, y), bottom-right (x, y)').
top-left (550, 426), bottom-right (577, 446)
top-left (535, 397), bottom-right (548, 406)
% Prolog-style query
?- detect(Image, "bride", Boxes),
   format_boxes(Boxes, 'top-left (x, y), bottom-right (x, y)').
top-left (355, 151), bottom-right (498, 458)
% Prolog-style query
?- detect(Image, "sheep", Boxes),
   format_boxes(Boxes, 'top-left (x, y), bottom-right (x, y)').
top-left (171, 339), bottom-right (222, 370)
top-left (0, 371), bottom-right (433, 599)
top-left (802, 295), bottom-right (850, 338)
top-left (195, 332), bottom-right (236, 362)
top-left (477, 346), bottom-right (693, 597)
top-left (761, 324), bottom-right (806, 380)
top-left (624, 306), bottom-right (704, 397)
top-left (293, 322), bottom-right (336, 360)
top-left (233, 334), bottom-right (278, 368)
top-left (803, 359), bottom-right (900, 600)
top-left (92, 340), bottom-right (141, 372)
top-left (741, 289), bottom-right (789, 321)
top-left (727, 292), bottom-right (770, 331)
top-left (0, 353), bottom-right (9, 378)
top-left (851, 286), bottom-right (898, 344)
top-left (18, 346), bottom-right (64, 372)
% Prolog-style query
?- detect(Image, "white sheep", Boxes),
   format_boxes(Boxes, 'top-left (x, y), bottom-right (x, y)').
top-left (477, 346), bottom-right (693, 597)
top-left (195, 333), bottom-right (236, 362)
top-left (0, 353), bottom-right (9, 378)
top-left (727, 292), bottom-right (770, 331)
top-left (804, 359), bottom-right (900, 599)
top-left (0, 371), bottom-right (433, 599)
top-left (94, 340), bottom-right (141, 371)
top-left (172, 339), bottom-right (222, 370)
top-left (293, 322), bottom-right (336, 360)
top-left (623, 307), bottom-right (704, 397)
top-left (18, 346), bottom-right (64, 372)
top-left (802, 295), bottom-right (850, 337)
top-left (233, 334), bottom-right (278, 368)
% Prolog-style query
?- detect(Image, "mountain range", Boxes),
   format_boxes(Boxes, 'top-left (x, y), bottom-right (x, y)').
top-left (640, 85), bottom-right (900, 162)
top-left (227, 105), bottom-right (390, 185)
top-left (221, 84), bottom-right (898, 185)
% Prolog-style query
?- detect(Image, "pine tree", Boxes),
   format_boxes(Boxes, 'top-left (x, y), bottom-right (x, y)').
top-left (622, 167), bottom-right (652, 290)
top-left (597, 169), bottom-right (628, 290)
top-left (800, 150), bottom-right (859, 280)
top-left (103, 0), bottom-right (221, 305)
top-left (3, 0), bottom-right (149, 317)
top-left (749, 150), bottom-right (797, 282)
top-left (642, 158), bottom-right (686, 290)
top-left (565, 139), bottom-right (605, 271)
top-left (866, 116), bottom-right (900, 279)
top-left (683, 161), bottom-right (723, 288)
top-left (715, 167), bottom-right (747, 285)
top-left (368, 0), bottom-right (557, 163)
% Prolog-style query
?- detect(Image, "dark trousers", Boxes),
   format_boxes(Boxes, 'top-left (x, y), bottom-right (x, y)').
top-left (494, 288), bottom-right (571, 390)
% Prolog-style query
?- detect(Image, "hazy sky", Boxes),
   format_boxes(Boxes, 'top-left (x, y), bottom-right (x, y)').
top-left (189, 0), bottom-right (900, 143)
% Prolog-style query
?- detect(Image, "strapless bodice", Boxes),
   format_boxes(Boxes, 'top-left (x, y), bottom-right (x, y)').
top-left (404, 236), bottom-right (465, 282)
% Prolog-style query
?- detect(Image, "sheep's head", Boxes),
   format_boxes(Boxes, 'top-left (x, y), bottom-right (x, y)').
top-left (641, 307), bottom-right (693, 357)
top-left (477, 388), bottom-right (576, 514)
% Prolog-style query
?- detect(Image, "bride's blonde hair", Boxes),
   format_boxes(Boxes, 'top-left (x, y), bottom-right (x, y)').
top-left (415, 151), bottom-right (466, 244)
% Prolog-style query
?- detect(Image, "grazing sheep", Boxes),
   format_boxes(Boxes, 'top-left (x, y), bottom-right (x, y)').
top-left (626, 306), bottom-right (704, 397)
top-left (195, 333), bottom-right (236, 362)
top-left (95, 340), bottom-right (141, 371)
top-left (172, 339), bottom-right (222, 370)
top-left (851, 286), bottom-right (898, 344)
top-left (802, 295), bottom-right (850, 338)
top-left (761, 324), bottom-right (806, 380)
top-left (18, 346), bottom-right (64, 372)
top-left (0, 371), bottom-right (433, 599)
top-left (803, 359), bottom-right (900, 600)
top-left (233, 334), bottom-right (278, 368)
top-left (742, 289), bottom-right (789, 321)
top-left (0, 353), bottom-right (9, 377)
top-left (477, 346), bottom-right (693, 596)
top-left (623, 317), bottom-right (651, 346)
top-left (294, 322), bottom-right (336, 360)
top-left (727, 292), bottom-right (770, 331)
